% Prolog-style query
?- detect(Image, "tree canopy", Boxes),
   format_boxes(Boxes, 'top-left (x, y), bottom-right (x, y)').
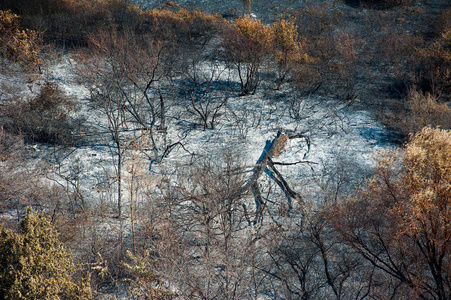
top-left (333, 127), bottom-right (451, 299)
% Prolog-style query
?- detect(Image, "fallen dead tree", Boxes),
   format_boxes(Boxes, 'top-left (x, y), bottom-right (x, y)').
top-left (242, 129), bottom-right (310, 224)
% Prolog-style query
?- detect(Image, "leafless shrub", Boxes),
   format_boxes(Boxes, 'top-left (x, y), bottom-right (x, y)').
top-left (263, 208), bottom-right (370, 300)
top-left (288, 92), bottom-right (312, 121)
top-left (0, 128), bottom-right (85, 239)
top-left (75, 27), bottom-right (170, 218)
top-left (144, 151), bottom-right (261, 299)
top-left (227, 103), bottom-right (263, 141)
top-left (183, 59), bottom-right (229, 130)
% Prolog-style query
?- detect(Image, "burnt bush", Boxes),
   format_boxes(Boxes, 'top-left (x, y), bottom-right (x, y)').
top-left (345, 0), bottom-right (412, 9)
top-left (292, 2), bottom-right (359, 97)
top-left (412, 9), bottom-right (451, 99)
top-left (1, 82), bottom-right (84, 146)
top-left (0, 0), bottom-right (145, 47)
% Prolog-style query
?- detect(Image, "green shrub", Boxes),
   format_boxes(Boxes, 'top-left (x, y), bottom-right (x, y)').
top-left (0, 208), bottom-right (92, 299)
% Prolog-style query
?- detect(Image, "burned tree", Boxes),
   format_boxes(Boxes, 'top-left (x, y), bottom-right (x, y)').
top-left (242, 130), bottom-right (309, 224)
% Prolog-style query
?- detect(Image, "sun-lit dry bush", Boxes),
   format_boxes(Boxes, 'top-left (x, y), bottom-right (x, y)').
top-left (382, 89), bottom-right (451, 138)
top-left (0, 10), bottom-right (42, 70)
top-left (332, 127), bottom-right (451, 299)
top-left (144, 8), bottom-right (221, 48)
top-left (404, 89), bottom-right (451, 132)
top-left (0, 81), bottom-right (83, 146)
top-left (234, 17), bottom-right (274, 48)
top-left (271, 17), bottom-right (310, 89)
top-left (222, 16), bottom-right (274, 95)
top-left (139, 8), bottom-right (222, 77)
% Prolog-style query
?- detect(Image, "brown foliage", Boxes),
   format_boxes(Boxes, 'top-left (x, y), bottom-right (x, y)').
top-left (0, 10), bottom-right (42, 70)
top-left (332, 127), bottom-right (451, 299)
top-left (292, 2), bottom-right (361, 96)
top-left (382, 89), bottom-right (451, 138)
top-left (1, 0), bottom-right (223, 50)
top-left (222, 17), bottom-right (274, 95)
top-left (272, 17), bottom-right (310, 89)
top-left (144, 8), bottom-right (221, 48)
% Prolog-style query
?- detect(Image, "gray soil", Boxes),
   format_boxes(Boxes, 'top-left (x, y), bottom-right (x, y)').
top-left (126, 0), bottom-right (451, 145)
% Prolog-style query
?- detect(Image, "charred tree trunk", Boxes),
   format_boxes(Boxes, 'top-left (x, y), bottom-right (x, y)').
top-left (242, 130), bottom-right (306, 224)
